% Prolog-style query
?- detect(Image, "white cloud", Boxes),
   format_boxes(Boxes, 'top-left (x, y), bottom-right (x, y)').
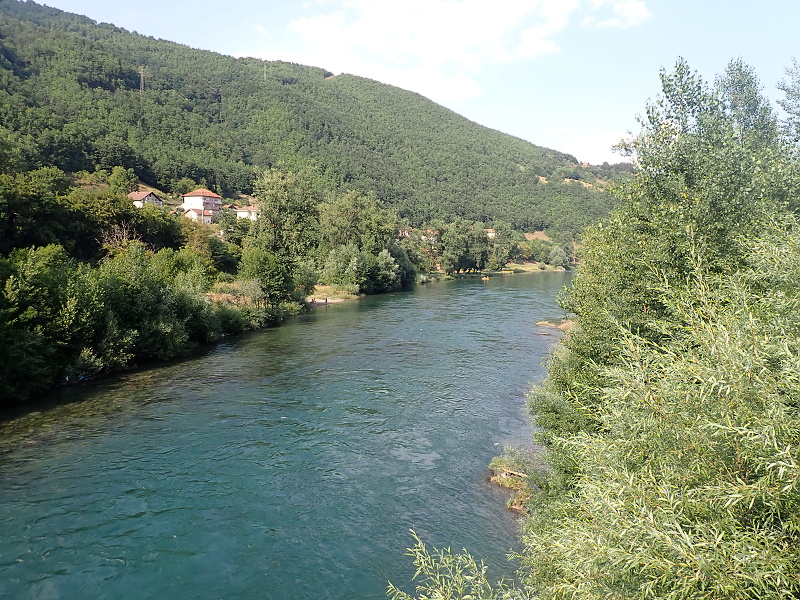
top-left (255, 24), bottom-right (268, 35)
top-left (288, 1), bottom-right (576, 69)
top-left (556, 128), bottom-right (631, 164)
top-left (253, 0), bottom-right (650, 106)
top-left (276, 0), bottom-right (585, 105)
top-left (582, 0), bottom-right (651, 28)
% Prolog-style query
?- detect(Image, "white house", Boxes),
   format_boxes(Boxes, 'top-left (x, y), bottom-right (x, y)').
top-left (180, 188), bottom-right (222, 217)
top-left (183, 208), bottom-right (215, 224)
top-left (128, 191), bottom-right (163, 208)
top-left (232, 204), bottom-right (259, 220)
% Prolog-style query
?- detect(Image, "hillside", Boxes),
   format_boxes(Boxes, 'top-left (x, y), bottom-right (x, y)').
top-left (0, 0), bottom-right (623, 234)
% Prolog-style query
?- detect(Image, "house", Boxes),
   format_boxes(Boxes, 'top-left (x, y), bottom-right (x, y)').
top-left (485, 228), bottom-right (496, 239)
top-left (183, 208), bottom-right (215, 225)
top-left (232, 204), bottom-right (259, 221)
top-left (128, 191), bottom-right (163, 208)
top-left (180, 188), bottom-right (222, 217)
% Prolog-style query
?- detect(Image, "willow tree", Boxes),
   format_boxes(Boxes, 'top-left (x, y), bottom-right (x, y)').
top-left (521, 58), bottom-right (800, 599)
top-left (532, 58), bottom-right (797, 441)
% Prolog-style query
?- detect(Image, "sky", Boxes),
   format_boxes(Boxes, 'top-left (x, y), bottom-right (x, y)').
top-left (37, 0), bottom-right (800, 165)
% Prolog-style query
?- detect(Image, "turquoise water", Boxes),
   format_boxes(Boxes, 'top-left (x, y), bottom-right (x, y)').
top-left (0, 272), bottom-right (570, 599)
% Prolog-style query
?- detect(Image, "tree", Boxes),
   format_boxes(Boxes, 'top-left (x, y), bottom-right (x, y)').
top-left (778, 57), bottom-right (800, 143)
top-left (438, 219), bottom-right (488, 274)
top-left (108, 166), bottom-right (138, 194)
top-left (486, 221), bottom-right (515, 270)
top-left (319, 190), bottom-right (397, 254)
top-left (239, 246), bottom-right (292, 306)
top-left (249, 167), bottom-right (319, 269)
top-left (0, 168), bottom-right (74, 255)
top-left (556, 57), bottom-right (795, 405)
top-left (0, 125), bottom-right (35, 174)
top-left (522, 233), bottom-right (800, 599)
top-left (173, 176), bottom-right (198, 196)
top-left (522, 58), bottom-right (800, 599)
top-left (0, 245), bottom-right (75, 400)
top-left (546, 246), bottom-right (568, 268)
top-left (216, 207), bottom-right (252, 247)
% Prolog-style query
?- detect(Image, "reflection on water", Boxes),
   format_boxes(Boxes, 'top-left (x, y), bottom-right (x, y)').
top-left (0, 272), bottom-right (571, 600)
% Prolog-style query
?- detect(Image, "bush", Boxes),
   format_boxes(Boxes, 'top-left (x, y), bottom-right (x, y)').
top-left (387, 532), bottom-right (524, 600)
top-left (214, 303), bottom-right (246, 335)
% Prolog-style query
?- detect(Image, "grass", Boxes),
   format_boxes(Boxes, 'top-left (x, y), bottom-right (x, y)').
top-left (494, 261), bottom-right (569, 274)
top-left (307, 284), bottom-right (361, 303)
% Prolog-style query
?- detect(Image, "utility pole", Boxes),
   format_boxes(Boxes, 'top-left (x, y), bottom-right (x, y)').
top-left (138, 66), bottom-right (145, 129)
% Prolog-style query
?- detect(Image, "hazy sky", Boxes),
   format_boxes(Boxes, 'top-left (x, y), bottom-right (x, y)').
top-left (39, 0), bottom-right (800, 164)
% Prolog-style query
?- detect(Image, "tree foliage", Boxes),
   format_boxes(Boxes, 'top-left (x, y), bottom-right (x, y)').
top-left (521, 58), bottom-right (800, 599)
top-left (438, 219), bottom-right (489, 275)
top-left (249, 167), bottom-right (319, 269)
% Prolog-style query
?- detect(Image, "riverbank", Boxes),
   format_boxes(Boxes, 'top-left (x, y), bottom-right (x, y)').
top-left (306, 284), bottom-right (360, 305)
top-left (428, 261), bottom-right (570, 281)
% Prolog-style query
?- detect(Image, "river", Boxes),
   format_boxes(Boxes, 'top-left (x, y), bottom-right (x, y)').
top-left (0, 272), bottom-right (570, 600)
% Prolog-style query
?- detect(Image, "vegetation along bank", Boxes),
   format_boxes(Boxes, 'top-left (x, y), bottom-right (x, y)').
top-left (0, 0), bottom-right (622, 406)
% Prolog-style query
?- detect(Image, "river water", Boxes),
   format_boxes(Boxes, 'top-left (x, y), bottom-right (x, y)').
top-left (0, 272), bottom-right (570, 600)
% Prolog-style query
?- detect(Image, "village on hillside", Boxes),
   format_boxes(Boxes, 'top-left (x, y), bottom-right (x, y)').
top-left (127, 188), bottom-right (259, 224)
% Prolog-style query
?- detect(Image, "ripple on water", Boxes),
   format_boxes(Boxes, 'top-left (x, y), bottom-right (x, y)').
top-left (0, 272), bottom-right (571, 600)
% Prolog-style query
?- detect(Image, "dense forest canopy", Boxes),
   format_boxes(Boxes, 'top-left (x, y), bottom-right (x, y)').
top-left (0, 0), bottom-right (624, 234)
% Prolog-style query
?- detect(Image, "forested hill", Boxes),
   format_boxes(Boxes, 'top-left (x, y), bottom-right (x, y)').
top-left (0, 0), bottom-right (623, 233)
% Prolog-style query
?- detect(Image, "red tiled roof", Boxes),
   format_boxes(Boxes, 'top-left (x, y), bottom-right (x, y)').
top-left (182, 188), bottom-right (222, 199)
top-left (128, 191), bottom-right (156, 201)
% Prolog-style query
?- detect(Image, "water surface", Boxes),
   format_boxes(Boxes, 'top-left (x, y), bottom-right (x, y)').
top-left (0, 272), bottom-right (570, 599)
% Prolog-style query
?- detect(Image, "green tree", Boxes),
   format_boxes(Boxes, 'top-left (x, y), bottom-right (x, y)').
top-left (0, 168), bottom-right (73, 255)
top-left (486, 222), bottom-right (515, 270)
top-left (438, 219), bottom-right (488, 274)
top-left (543, 57), bottom-right (796, 427)
top-left (249, 167), bottom-right (319, 269)
top-left (521, 58), bottom-right (800, 600)
top-left (0, 125), bottom-right (35, 174)
top-left (239, 246), bottom-right (292, 306)
top-left (546, 246), bottom-right (569, 268)
top-left (319, 190), bottom-right (397, 254)
top-left (778, 57), bottom-right (800, 142)
top-left (173, 177), bottom-right (199, 196)
top-left (107, 165), bottom-right (138, 194)
top-left (216, 207), bottom-right (252, 247)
